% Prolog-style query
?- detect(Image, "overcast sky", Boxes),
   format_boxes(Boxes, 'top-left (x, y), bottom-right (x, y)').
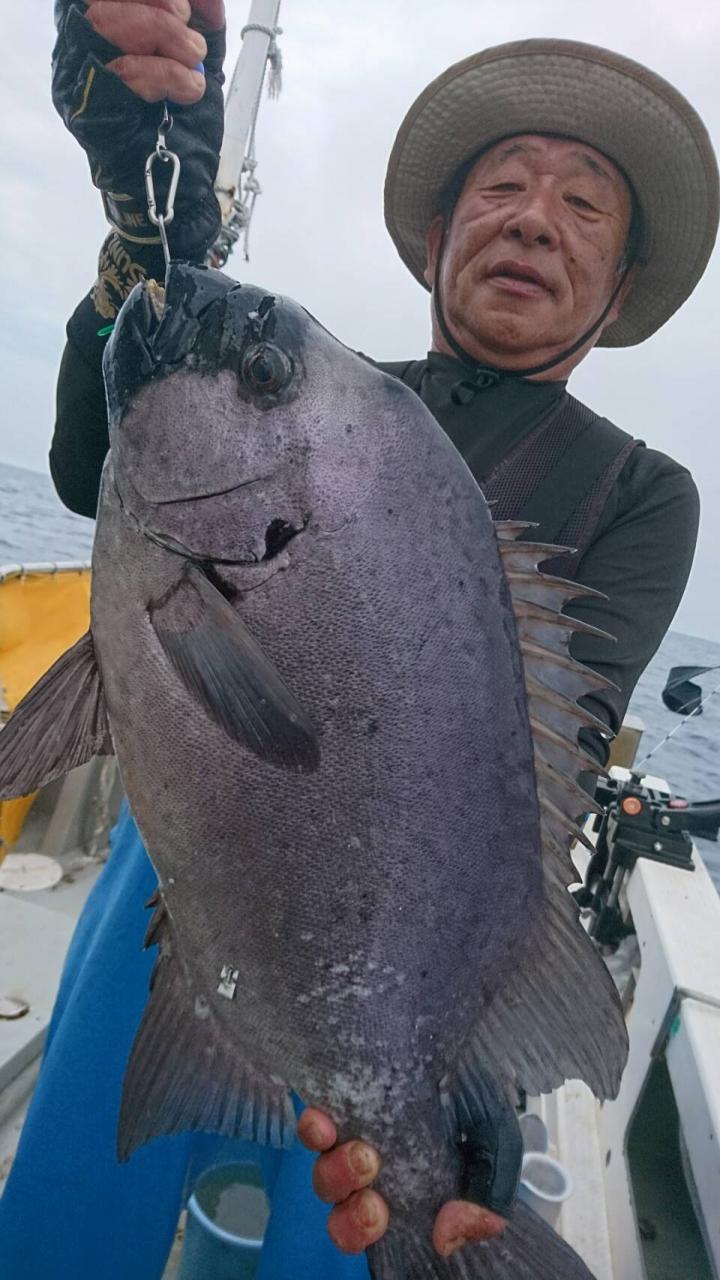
top-left (0, 2), bottom-right (718, 638)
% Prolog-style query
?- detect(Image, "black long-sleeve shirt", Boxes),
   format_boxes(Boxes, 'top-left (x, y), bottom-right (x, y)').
top-left (50, 329), bottom-right (700, 762)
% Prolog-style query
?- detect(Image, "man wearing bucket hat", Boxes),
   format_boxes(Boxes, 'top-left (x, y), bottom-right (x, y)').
top-left (1, 4), bottom-right (715, 1278)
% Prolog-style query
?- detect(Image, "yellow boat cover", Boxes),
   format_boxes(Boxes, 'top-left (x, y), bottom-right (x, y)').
top-left (0, 567), bottom-right (91, 862)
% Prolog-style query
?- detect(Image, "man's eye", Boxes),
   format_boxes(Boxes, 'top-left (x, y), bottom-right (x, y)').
top-left (489, 182), bottom-right (522, 193)
top-left (567, 195), bottom-right (596, 211)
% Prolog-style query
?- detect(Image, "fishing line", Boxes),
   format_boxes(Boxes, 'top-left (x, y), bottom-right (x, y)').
top-left (635, 677), bottom-right (720, 771)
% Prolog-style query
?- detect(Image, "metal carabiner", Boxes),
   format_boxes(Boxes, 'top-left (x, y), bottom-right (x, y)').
top-left (144, 104), bottom-right (181, 268)
top-left (145, 147), bottom-right (181, 229)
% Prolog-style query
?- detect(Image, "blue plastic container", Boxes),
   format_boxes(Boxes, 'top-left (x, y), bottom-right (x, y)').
top-left (177, 1162), bottom-right (270, 1280)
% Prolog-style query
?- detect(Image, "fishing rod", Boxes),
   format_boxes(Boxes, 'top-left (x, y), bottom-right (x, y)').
top-left (209, 0), bottom-right (283, 268)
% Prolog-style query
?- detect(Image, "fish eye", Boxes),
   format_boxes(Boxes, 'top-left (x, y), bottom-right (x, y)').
top-left (240, 344), bottom-right (293, 395)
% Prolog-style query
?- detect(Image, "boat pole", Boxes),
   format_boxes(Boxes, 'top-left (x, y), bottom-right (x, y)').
top-left (210, 0), bottom-right (282, 264)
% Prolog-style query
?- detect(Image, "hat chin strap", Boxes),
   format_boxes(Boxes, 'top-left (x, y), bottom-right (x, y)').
top-left (432, 220), bottom-right (631, 404)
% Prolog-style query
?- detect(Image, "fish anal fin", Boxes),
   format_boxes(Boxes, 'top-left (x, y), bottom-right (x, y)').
top-left (150, 564), bottom-right (320, 772)
top-left (0, 631), bottom-right (112, 801)
top-left (118, 891), bottom-right (295, 1160)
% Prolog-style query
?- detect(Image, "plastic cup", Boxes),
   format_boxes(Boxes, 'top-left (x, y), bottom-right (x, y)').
top-left (518, 1152), bottom-right (573, 1229)
top-left (176, 1162), bottom-right (270, 1280)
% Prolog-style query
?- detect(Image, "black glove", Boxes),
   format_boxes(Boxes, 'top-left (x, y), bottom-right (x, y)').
top-left (456, 1072), bottom-right (524, 1218)
top-left (51, 2), bottom-right (226, 264)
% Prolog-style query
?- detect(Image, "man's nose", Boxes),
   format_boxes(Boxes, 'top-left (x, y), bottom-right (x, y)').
top-left (503, 191), bottom-right (559, 249)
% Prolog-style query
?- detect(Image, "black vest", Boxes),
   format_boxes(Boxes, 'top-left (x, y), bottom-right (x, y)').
top-left (380, 360), bottom-right (641, 579)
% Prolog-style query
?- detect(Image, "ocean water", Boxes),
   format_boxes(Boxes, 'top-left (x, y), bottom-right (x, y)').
top-left (1, 460), bottom-right (718, 887)
top-left (0, 460), bottom-right (94, 564)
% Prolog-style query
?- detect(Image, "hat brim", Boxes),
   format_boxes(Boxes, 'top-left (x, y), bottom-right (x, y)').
top-left (384, 39), bottom-right (719, 347)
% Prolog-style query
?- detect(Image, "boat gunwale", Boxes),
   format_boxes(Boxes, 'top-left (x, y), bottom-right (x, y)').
top-left (0, 561), bottom-right (91, 584)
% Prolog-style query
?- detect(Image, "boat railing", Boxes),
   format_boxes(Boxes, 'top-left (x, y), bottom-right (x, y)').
top-left (0, 560), bottom-right (91, 583)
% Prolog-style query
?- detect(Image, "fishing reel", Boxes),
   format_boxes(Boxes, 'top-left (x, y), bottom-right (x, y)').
top-left (573, 770), bottom-right (720, 948)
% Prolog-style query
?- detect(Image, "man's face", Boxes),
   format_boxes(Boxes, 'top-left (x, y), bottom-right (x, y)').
top-left (424, 134), bottom-right (635, 373)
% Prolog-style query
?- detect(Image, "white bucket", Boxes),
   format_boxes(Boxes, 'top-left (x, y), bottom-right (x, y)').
top-left (518, 1152), bottom-right (573, 1229)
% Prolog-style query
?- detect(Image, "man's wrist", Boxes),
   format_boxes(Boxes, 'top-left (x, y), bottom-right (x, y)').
top-left (66, 231), bottom-right (166, 369)
top-left (92, 232), bottom-right (166, 322)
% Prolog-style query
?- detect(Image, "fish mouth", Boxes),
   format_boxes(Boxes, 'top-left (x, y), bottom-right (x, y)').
top-left (141, 515), bottom-right (310, 566)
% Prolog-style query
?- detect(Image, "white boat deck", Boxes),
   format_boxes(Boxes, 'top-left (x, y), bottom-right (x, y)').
top-left (0, 856), bottom-right (103, 1192)
top-left (530, 773), bottom-right (720, 1279)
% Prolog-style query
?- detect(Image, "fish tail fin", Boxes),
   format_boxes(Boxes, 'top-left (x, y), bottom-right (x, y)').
top-left (368, 1200), bottom-right (595, 1279)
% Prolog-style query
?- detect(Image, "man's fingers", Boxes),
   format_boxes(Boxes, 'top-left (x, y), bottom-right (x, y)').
top-left (89, 0), bottom-right (192, 19)
top-left (106, 54), bottom-right (205, 102)
top-left (313, 1141), bottom-right (381, 1204)
top-left (296, 1108), bottom-right (386, 1254)
top-left (296, 1108), bottom-right (337, 1153)
top-left (326, 1190), bottom-right (389, 1254)
top-left (432, 1200), bottom-right (508, 1258)
top-left (87, 3), bottom-right (206, 65)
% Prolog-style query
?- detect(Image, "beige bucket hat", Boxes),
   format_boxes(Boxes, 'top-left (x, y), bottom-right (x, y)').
top-left (384, 39), bottom-right (719, 347)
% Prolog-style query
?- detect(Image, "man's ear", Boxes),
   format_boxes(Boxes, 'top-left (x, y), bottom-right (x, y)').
top-left (602, 264), bottom-right (638, 331)
top-left (423, 215), bottom-right (446, 289)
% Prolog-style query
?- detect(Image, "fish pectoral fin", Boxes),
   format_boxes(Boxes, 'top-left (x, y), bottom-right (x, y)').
top-left (150, 565), bottom-right (320, 772)
top-left (0, 630), bottom-right (113, 801)
top-left (118, 890), bottom-right (296, 1160)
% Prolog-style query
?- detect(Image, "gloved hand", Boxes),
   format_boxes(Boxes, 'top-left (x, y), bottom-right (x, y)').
top-left (52, 1), bottom-right (226, 265)
top-left (455, 1071), bottom-right (524, 1216)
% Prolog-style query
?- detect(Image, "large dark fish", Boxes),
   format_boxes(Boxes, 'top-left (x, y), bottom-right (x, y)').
top-left (0, 263), bottom-right (627, 1278)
